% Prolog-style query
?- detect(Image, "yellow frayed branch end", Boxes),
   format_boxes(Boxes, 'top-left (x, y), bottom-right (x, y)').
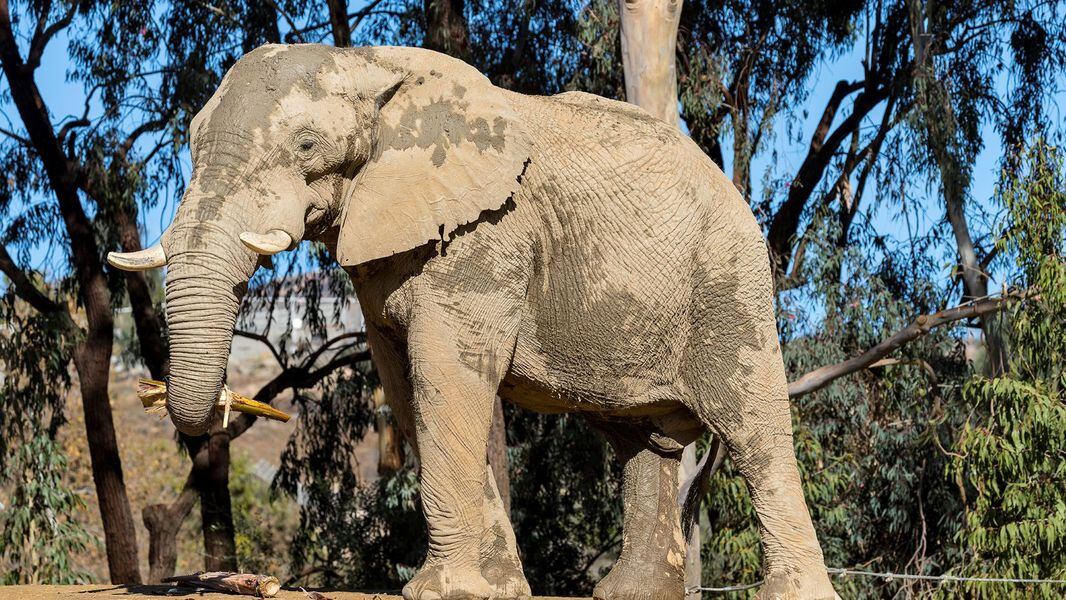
top-left (137, 379), bottom-right (291, 424)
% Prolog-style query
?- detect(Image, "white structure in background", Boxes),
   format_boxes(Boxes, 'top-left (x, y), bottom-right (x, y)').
top-left (230, 294), bottom-right (365, 371)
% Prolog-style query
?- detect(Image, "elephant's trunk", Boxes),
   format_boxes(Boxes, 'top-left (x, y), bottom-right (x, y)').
top-left (163, 192), bottom-right (257, 436)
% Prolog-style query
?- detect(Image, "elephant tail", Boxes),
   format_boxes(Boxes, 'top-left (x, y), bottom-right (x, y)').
top-left (678, 436), bottom-right (727, 540)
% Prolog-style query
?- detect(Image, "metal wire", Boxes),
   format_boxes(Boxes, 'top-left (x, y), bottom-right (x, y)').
top-left (687, 567), bottom-right (1066, 594)
top-left (828, 567), bottom-right (1066, 584)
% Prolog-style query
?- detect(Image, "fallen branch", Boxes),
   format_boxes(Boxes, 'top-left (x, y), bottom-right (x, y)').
top-left (787, 292), bottom-right (1022, 398)
top-left (163, 571), bottom-right (281, 597)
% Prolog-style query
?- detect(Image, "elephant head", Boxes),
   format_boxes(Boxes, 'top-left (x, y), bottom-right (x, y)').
top-left (108, 44), bottom-right (531, 435)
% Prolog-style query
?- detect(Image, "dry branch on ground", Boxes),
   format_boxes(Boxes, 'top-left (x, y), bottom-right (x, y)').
top-left (162, 572), bottom-right (282, 597)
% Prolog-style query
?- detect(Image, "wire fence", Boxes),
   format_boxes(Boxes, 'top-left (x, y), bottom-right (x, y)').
top-left (688, 567), bottom-right (1066, 594)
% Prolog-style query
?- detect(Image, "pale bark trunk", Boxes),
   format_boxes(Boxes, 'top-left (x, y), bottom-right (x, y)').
top-left (618, 0), bottom-right (682, 129)
top-left (908, 0), bottom-right (1007, 375)
top-left (615, 2), bottom-right (700, 596)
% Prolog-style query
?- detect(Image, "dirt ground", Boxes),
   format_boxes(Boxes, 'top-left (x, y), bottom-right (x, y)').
top-left (0, 586), bottom-right (580, 600)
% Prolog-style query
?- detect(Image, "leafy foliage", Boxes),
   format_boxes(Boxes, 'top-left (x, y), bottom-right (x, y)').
top-left (274, 359), bottom-right (396, 588)
top-left (229, 453), bottom-right (300, 578)
top-left (947, 140), bottom-right (1066, 598)
top-left (0, 435), bottom-right (94, 585)
top-left (0, 247), bottom-right (87, 585)
top-left (507, 409), bottom-right (623, 594)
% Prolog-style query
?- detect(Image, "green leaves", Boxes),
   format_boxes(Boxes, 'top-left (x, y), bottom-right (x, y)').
top-left (947, 140), bottom-right (1066, 599)
top-left (0, 435), bottom-right (94, 585)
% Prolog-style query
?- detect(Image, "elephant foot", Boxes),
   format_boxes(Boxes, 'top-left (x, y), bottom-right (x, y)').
top-left (481, 556), bottom-right (531, 599)
top-left (593, 559), bottom-right (684, 600)
top-left (403, 562), bottom-right (494, 600)
top-left (754, 569), bottom-right (839, 600)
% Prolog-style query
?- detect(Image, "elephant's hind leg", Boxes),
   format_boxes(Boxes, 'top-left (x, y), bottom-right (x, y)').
top-left (682, 240), bottom-right (838, 599)
top-left (683, 335), bottom-right (837, 598)
top-left (592, 423), bottom-right (686, 600)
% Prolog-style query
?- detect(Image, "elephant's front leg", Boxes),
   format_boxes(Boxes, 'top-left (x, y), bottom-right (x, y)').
top-left (480, 463), bottom-right (530, 599)
top-left (403, 313), bottom-right (516, 600)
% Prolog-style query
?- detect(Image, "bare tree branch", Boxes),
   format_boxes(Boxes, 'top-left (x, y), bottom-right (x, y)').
top-left (0, 124), bottom-right (32, 147)
top-left (0, 243), bottom-right (73, 322)
top-left (301, 330), bottom-right (367, 370)
top-left (788, 292), bottom-right (1023, 398)
top-left (56, 118), bottom-right (89, 146)
top-left (688, 293), bottom-right (1024, 492)
top-left (809, 80), bottom-right (865, 154)
top-left (118, 116), bottom-right (172, 160)
top-left (767, 80), bottom-right (894, 279)
top-left (26, 0), bottom-right (75, 71)
top-left (223, 347), bottom-right (371, 442)
top-left (233, 328), bottom-right (287, 368)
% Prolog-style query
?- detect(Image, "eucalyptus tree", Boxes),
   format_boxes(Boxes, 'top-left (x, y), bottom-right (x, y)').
top-left (3, 0), bottom-right (1059, 592)
top-left (0, 0), bottom-right (379, 582)
top-left (949, 139), bottom-right (1065, 599)
top-left (0, 0), bottom-right (163, 582)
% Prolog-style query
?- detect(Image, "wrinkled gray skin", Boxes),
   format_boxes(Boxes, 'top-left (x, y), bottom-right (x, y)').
top-left (129, 44), bottom-right (838, 600)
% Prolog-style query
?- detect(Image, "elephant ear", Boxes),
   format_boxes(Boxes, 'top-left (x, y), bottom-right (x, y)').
top-left (336, 65), bottom-right (532, 267)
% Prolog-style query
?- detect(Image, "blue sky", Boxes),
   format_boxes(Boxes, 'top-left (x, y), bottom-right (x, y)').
top-left (3, 9), bottom-right (1062, 294)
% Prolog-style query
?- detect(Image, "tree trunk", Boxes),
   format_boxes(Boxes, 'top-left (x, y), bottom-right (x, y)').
top-left (326, 0), bottom-right (352, 47)
top-left (909, 0), bottom-right (1007, 375)
top-left (423, 0), bottom-right (471, 62)
top-left (618, 0), bottom-right (682, 129)
top-left (242, 1), bottom-right (282, 52)
top-left (143, 476), bottom-right (198, 583)
top-left (487, 397), bottom-right (511, 514)
top-left (114, 205), bottom-right (168, 378)
top-left (189, 428), bottom-right (238, 571)
top-left (939, 148), bottom-right (1007, 375)
top-left (74, 336), bottom-right (144, 584)
top-left (375, 387), bottom-right (405, 474)
top-left (615, 1), bottom-right (701, 596)
top-left (0, 4), bottom-right (142, 582)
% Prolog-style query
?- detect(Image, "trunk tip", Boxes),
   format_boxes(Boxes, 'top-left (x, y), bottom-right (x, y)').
top-left (166, 395), bottom-right (216, 436)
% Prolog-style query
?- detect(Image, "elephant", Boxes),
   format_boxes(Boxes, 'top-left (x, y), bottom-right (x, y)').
top-left (108, 44), bottom-right (838, 600)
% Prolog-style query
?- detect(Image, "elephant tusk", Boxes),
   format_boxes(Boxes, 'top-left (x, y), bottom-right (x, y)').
top-left (107, 243), bottom-right (167, 271)
top-left (239, 229), bottom-right (293, 255)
